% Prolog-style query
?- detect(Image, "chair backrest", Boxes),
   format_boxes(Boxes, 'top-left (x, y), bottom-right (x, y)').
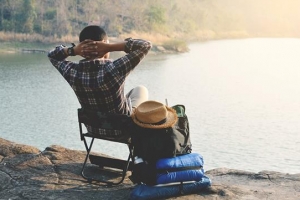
top-left (78, 108), bottom-right (134, 131)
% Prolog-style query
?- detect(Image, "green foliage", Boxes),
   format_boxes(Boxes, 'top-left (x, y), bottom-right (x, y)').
top-left (33, 23), bottom-right (41, 33)
top-left (44, 9), bottom-right (56, 20)
top-left (146, 5), bottom-right (166, 25)
top-left (2, 20), bottom-right (13, 31)
top-left (144, 5), bottom-right (167, 33)
top-left (22, 0), bottom-right (36, 33)
top-left (0, 0), bottom-right (35, 33)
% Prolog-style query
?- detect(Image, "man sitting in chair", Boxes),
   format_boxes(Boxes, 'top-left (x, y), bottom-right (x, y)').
top-left (48, 25), bottom-right (152, 140)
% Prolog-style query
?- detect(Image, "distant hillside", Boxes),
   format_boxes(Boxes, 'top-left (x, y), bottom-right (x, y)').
top-left (0, 0), bottom-right (299, 45)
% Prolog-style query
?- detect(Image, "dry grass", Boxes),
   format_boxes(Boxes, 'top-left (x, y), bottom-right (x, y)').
top-left (119, 31), bottom-right (173, 45)
top-left (0, 31), bottom-right (77, 44)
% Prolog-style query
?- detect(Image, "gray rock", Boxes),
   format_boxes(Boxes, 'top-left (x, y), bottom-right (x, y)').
top-left (0, 137), bottom-right (299, 199)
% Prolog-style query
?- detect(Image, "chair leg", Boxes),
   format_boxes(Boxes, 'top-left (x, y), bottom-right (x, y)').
top-left (80, 137), bottom-right (133, 185)
top-left (117, 153), bottom-right (132, 185)
top-left (81, 137), bottom-right (94, 183)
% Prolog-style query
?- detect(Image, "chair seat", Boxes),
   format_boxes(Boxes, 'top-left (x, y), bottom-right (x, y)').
top-left (84, 131), bottom-right (131, 143)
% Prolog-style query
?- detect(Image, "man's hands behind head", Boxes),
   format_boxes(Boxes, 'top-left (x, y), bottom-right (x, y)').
top-left (75, 39), bottom-right (109, 60)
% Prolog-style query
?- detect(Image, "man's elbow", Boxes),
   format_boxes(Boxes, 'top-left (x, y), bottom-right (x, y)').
top-left (147, 41), bottom-right (152, 50)
top-left (144, 41), bottom-right (152, 54)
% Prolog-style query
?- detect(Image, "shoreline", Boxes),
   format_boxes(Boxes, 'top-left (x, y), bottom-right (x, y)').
top-left (1, 35), bottom-right (299, 55)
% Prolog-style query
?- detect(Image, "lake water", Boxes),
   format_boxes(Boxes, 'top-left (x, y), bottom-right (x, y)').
top-left (1, 38), bottom-right (299, 174)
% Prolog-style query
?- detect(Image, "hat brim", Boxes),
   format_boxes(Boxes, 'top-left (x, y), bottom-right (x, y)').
top-left (131, 107), bottom-right (178, 129)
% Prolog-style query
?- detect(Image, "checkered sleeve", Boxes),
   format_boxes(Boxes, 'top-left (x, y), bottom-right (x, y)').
top-left (47, 45), bottom-right (77, 80)
top-left (113, 38), bottom-right (152, 77)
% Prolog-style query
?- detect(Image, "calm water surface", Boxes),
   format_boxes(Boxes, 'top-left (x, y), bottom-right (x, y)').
top-left (1, 38), bottom-right (299, 174)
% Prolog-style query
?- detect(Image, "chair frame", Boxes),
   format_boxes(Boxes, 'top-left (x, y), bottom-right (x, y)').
top-left (78, 108), bottom-right (134, 185)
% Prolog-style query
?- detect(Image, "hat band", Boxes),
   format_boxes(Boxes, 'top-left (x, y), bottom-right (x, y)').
top-left (136, 118), bottom-right (167, 126)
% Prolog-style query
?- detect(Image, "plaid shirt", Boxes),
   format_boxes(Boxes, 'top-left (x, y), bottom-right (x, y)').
top-left (48, 38), bottom-right (151, 138)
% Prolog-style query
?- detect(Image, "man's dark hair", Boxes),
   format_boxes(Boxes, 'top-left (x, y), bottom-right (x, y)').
top-left (79, 25), bottom-right (107, 42)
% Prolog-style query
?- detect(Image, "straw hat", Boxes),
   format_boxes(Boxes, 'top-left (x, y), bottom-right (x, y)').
top-left (131, 100), bottom-right (178, 129)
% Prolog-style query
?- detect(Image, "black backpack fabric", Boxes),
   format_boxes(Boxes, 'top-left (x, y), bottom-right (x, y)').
top-left (131, 104), bottom-right (192, 163)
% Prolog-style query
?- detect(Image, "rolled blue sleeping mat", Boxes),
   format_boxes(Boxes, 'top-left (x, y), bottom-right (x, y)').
top-left (156, 153), bottom-right (204, 184)
top-left (130, 175), bottom-right (211, 200)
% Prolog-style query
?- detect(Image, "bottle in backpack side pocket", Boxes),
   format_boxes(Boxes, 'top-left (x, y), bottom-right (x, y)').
top-left (131, 156), bottom-right (147, 184)
top-left (131, 156), bottom-right (157, 185)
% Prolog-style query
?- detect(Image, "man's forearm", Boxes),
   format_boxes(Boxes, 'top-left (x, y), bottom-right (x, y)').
top-left (69, 40), bottom-right (127, 58)
top-left (107, 42), bottom-right (126, 52)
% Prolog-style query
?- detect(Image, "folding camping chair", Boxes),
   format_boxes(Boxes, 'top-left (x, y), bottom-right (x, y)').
top-left (78, 108), bottom-right (135, 185)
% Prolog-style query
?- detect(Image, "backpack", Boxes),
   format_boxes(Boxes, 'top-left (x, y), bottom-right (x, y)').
top-left (131, 104), bottom-right (192, 163)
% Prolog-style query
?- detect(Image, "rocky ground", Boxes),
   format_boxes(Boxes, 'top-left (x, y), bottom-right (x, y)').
top-left (0, 137), bottom-right (299, 200)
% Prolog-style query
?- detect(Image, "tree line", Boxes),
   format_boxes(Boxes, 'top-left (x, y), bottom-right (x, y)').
top-left (0, 0), bottom-right (206, 38)
top-left (0, 0), bottom-right (299, 43)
